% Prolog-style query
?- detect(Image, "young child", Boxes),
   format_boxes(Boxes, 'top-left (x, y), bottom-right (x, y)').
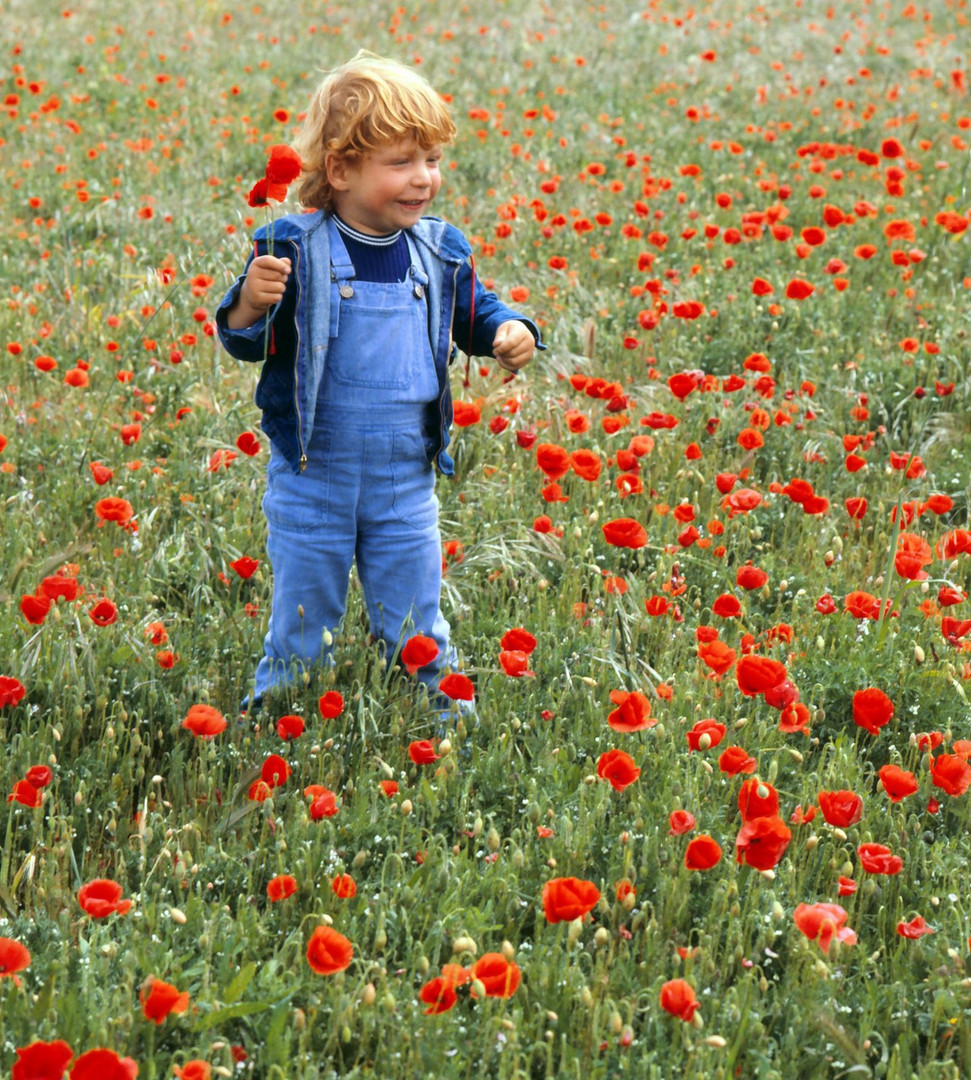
top-left (217, 51), bottom-right (541, 712)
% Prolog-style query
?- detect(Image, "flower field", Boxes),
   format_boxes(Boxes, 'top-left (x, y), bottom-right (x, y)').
top-left (2, 0), bottom-right (971, 1076)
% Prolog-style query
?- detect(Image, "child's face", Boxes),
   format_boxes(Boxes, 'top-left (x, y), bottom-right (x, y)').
top-left (327, 138), bottom-right (443, 235)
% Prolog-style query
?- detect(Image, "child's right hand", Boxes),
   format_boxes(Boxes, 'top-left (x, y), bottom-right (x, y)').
top-left (241, 254), bottom-right (292, 313)
top-left (226, 254), bottom-right (292, 329)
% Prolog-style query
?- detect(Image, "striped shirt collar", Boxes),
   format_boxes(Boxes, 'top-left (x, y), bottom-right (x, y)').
top-left (333, 214), bottom-right (402, 248)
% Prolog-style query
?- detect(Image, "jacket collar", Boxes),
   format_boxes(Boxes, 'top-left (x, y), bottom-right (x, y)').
top-left (257, 210), bottom-right (469, 264)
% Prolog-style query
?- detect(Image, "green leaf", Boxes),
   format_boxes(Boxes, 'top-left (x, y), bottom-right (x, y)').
top-left (222, 960), bottom-right (257, 1004)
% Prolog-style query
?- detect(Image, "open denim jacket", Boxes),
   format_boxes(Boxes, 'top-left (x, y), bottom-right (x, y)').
top-left (216, 211), bottom-right (543, 475)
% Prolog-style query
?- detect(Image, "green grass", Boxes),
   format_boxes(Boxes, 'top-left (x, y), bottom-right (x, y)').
top-left (2, 0), bottom-right (971, 1077)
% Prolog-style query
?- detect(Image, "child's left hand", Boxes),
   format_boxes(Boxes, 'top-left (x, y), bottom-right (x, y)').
top-left (492, 321), bottom-right (536, 372)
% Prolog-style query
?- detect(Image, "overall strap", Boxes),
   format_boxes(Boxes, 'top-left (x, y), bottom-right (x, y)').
top-left (327, 217), bottom-right (356, 296)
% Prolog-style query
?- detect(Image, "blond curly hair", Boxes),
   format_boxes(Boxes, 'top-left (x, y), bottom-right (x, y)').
top-left (292, 51), bottom-right (456, 212)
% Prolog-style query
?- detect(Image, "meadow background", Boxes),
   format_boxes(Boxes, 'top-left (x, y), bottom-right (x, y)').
top-left (2, 0), bottom-right (971, 1076)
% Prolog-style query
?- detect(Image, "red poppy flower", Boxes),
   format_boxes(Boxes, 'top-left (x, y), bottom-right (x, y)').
top-left (667, 372), bottom-right (700, 401)
top-left (140, 976), bottom-right (190, 1024)
top-left (684, 834), bottom-right (722, 870)
top-left (785, 278), bottom-right (815, 300)
top-left (419, 976), bottom-right (458, 1014)
top-left (26, 765), bottom-right (53, 788)
top-left (69, 1049), bottom-right (138, 1080)
top-left (0, 676), bottom-right (26, 708)
top-left (182, 703), bottom-right (227, 738)
top-left (711, 593), bottom-right (741, 618)
top-left (779, 701), bottom-right (812, 735)
top-left (878, 763), bottom-right (918, 802)
top-left (852, 687), bottom-right (894, 736)
top-left (7, 780), bottom-right (43, 807)
top-left (438, 672), bottom-right (475, 701)
top-left (229, 556), bottom-right (259, 579)
top-left (542, 876), bottom-right (601, 923)
top-left (817, 789), bottom-right (863, 827)
top-left (318, 691), bottom-right (344, 719)
top-left (88, 598), bottom-right (118, 626)
top-left (306, 786), bottom-right (339, 818)
top-left (499, 649), bottom-right (534, 677)
top-left (471, 952), bottom-right (522, 998)
top-left (719, 746), bottom-right (757, 775)
top-left (267, 874), bottom-right (298, 902)
top-left (452, 400), bottom-right (482, 427)
top-left (941, 617), bottom-right (971, 642)
top-left (929, 753), bottom-right (971, 796)
top-left (857, 842), bottom-right (903, 875)
top-left (697, 639), bottom-right (736, 675)
top-left (408, 740), bottom-right (440, 765)
top-left (78, 879), bottom-right (132, 918)
top-left (89, 462), bottom-right (114, 485)
top-left (735, 815), bottom-right (791, 869)
top-left (276, 714), bottom-right (305, 740)
top-left (500, 627), bottom-right (537, 654)
top-left (937, 587), bottom-right (967, 613)
top-left (601, 518), bottom-right (648, 549)
top-left (737, 778), bottom-right (779, 822)
top-left (735, 654), bottom-right (787, 696)
top-left (265, 143), bottom-right (302, 185)
top-left (535, 442), bottom-right (570, 479)
top-left (94, 497), bottom-right (134, 525)
top-left (659, 978), bottom-right (699, 1021)
top-left (235, 431), bottom-right (261, 456)
top-left (379, 780), bottom-right (399, 798)
top-left (331, 873), bottom-right (357, 899)
top-left (896, 915), bottom-right (936, 939)
top-left (596, 749), bottom-right (641, 791)
top-left (306, 925), bottom-right (353, 974)
top-left (247, 177), bottom-right (288, 206)
top-left (400, 634), bottom-right (439, 675)
top-left (736, 565), bottom-right (768, 590)
top-left (669, 809), bottom-right (696, 835)
top-left (793, 903), bottom-right (856, 953)
top-left (11, 1039), bottom-right (74, 1080)
top-left (686, 718), bottom-right (726, 751)
top-left (570, 449), bottom-right (602, 481)
top-left (844, 590), bottom-right (883, 619)
top-left (763, 679), bottom-right (799, 711)
top-left (0, 937), bottom-right (31, 984)
top-left (248, 779), bottom-right (272, 802)
top-left (173, 1062), bottom-right (210, 1080)
top-left (260, 754), bottom-right (290, 788)
top-left (606, 689), bottom-right (654, 732)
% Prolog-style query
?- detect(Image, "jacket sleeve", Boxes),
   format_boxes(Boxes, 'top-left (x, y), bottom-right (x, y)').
top-left (215, 237), bottom-right (298, 364)
top-left (451, 258), bottom-right (545, 359)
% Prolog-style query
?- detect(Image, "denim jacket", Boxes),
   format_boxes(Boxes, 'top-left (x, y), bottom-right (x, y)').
top-left (216, 211), bottom-right (543, 475)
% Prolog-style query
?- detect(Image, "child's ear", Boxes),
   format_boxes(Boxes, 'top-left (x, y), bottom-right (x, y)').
top-left (326, 152), bottom-right (351, 191)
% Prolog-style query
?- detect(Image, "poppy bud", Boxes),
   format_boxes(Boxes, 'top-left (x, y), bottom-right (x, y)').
top-left (361, 982), bottom-right (377, 1006)
top-left (401, 799), bottom-right (413, 816)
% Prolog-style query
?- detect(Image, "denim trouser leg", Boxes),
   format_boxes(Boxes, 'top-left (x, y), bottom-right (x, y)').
top-left (355, 425), bottom-right (452, 692)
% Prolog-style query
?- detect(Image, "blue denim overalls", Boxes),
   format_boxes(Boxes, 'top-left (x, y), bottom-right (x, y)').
top-left (252, 220), bottom-right (452, 703)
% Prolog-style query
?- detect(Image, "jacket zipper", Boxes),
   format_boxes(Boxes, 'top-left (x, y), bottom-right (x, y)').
top-left (435, 263), bottom-right (459, 464)
top-left (290, 241), bottom-right (307, 471)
